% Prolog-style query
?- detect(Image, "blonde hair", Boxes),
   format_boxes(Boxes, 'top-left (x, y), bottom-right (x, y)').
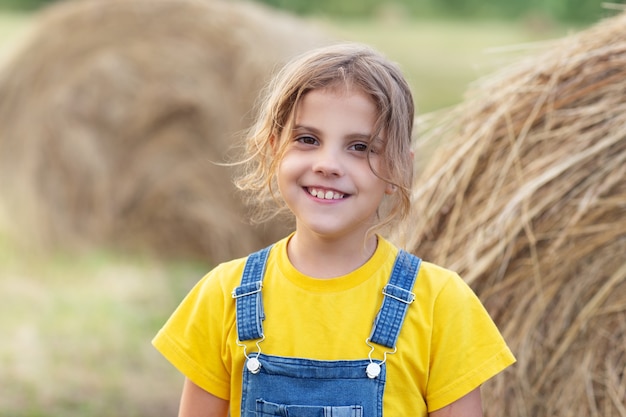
top-left (235, 43), bottom-right (415, 233)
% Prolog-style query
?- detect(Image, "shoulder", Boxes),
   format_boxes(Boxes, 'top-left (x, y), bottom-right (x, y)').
top-left (414, 259), bottom-right (464, 293)
top-left (411, 260), bottom-right (499, 334)
top-left (405, 258), bottom-right (488, 319)
top-left (194, 256), bottom-right (248, 295)
top-left (187, 244), bottom-right (275, 305)
top-left (199, 238), bottom-right (288, 294)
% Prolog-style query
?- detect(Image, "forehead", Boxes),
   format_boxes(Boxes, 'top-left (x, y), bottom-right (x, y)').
top-left (294, 86), bottom-right (378, 130)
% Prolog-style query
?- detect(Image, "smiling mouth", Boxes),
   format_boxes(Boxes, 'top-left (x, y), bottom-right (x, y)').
top-left (307, 187), bottom-right (345, 200)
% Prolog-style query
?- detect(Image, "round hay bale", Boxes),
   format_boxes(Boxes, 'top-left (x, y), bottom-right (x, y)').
top-left (0, 0), bottom-right (328, 263)
top-left (392, 10), bottom-right (626, 417)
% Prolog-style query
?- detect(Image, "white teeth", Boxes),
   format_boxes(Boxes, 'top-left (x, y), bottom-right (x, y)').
top-left (309, 188), bottom-right (344, 200)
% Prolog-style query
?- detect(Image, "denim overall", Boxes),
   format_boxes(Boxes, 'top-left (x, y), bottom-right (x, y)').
top-left (232, 246), bottom-right (422, 417)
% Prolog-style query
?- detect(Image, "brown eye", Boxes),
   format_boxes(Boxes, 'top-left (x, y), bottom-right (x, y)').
top-left (296, 135), bottom-right (318, 145)
top-left (350, 143), bottom-right (368, 152)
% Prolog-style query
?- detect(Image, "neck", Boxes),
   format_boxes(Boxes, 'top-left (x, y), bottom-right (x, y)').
top-left (287, 231), bottom-right (378, 279)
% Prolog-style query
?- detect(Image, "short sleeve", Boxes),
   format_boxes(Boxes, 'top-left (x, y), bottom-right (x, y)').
top-left (426, 274), bottom-right (515, 411)
top-left (152, 262), bottom-right (241, 400)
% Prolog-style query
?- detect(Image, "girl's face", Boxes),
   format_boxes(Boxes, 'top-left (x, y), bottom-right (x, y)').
top-left (277, 87), bottom-right (394, 242)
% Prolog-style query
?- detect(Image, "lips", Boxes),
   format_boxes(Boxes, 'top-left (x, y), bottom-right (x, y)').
top-left (307, 187), bottom-right (345, 200)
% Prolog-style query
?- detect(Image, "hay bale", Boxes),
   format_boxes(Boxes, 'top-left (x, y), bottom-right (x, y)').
top-left (391, 10), bottom-right (626, 417)
top-left (0, 0), bottom-right (328, 263)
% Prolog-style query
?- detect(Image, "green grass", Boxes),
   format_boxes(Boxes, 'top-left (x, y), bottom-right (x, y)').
top-left (0, 10), bottom-right (584, 417)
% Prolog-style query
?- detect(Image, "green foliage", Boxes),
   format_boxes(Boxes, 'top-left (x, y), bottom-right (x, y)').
top-left (262, 0), bottom-right (381, 16)
top-left (2, 0), bottom-right (621, 22)
top-left (0, 0), bottom-right (56, 11)
top-left (256, 0), bottom-right (622, 23)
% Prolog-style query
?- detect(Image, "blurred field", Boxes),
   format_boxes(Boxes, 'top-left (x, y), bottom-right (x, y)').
top-left (0, 9), bottom-right (582, 417)
top-left (0, 235), bottom-right (203, 416)
top-left (0, 11), bottom-right (29, 41)
top-left (0, 11), bottom-right (30, 63)
top-left (319, 17), bottom-right (577, 112)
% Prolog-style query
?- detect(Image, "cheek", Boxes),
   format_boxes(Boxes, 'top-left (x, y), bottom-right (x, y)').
top-left (364, 156), bottom-right (388, 181)
top-left (365, 163), bottom-right (393, 196)
top-left (276, 152), bottom-right (301, 185)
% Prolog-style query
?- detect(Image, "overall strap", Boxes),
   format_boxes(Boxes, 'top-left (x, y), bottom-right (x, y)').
top-left (369, 249), bottom-right (422, 349)
top-left (232, 245), bottom-right (272, 342)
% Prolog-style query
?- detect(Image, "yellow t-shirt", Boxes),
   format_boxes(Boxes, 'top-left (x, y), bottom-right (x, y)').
top-left (153, 235), bottom-right (515, 415)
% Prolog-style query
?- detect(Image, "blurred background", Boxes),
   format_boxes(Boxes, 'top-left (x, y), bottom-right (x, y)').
top-left (0, 0), bottom-right (623, 416)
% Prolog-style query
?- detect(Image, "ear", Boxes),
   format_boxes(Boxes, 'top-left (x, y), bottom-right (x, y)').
top-left (385, 183), bottom-right (396, 195)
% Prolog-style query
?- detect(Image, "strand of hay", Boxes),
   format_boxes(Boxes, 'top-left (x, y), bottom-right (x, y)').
top-left (391, 9), bottom-right (626, 417)
top-left (0, 0), bottom-right (327, 263)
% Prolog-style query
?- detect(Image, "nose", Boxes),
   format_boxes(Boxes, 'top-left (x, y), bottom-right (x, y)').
top-left (312, 147), bottom-right (343, 177)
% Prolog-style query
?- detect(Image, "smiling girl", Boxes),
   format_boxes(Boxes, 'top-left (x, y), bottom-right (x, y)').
top-left (153, 43), bottom-right (515, 417)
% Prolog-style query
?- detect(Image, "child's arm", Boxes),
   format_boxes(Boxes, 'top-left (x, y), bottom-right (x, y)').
top-left (428, 387), bottom-right (482, 417)
top-left (178, 378), bottom-right (229, 417)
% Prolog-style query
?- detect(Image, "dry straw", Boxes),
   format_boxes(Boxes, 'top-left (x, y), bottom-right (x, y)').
top-left (0, 0), bottom-right (327, 263)
top-left (391, 9), bottom-right (626, 417)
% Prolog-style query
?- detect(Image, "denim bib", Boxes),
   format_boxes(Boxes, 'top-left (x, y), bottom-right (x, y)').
top-left (232, 246), bottom-right (421, 417)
